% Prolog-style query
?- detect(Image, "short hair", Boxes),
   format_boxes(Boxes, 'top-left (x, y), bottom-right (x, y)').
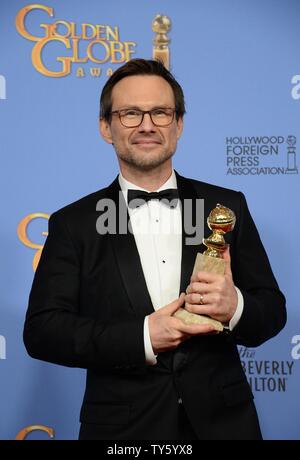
top-left (99, 58), bottom-right (185, 122)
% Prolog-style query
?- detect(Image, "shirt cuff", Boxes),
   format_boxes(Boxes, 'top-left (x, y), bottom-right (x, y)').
top-left (144, 316), bottom-right (157, 365)
top-left (228, 286), bottom-right (244, 331)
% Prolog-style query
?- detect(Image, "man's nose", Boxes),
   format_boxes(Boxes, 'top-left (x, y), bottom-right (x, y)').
top-left (138, 113), bottom-right (156, 132)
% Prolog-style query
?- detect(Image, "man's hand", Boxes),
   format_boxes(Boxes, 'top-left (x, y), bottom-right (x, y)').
top-left (148, 293), bottom-right (218, 354)
top-left (185, 247), bottom-right (238, 324)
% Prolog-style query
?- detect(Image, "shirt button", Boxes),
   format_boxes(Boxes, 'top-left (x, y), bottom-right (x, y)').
top-left (178, 397), bottom-right (183, 404)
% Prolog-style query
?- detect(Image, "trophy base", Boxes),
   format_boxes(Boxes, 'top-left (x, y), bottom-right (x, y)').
top-left (174, 307), bottom-right (223, 331)
top-left (174, 253), bottom-right (226, 331)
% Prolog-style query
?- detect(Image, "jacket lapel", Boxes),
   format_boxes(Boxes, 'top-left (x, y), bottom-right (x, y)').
top-left (106, 178), bottom-right (155, 318)
top-left (172, 173), bottom-right (206, 371)
top-left (176, 172), bottom-right (204, 294)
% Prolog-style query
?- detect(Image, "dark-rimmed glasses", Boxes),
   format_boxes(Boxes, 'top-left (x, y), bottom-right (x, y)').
top-left (110, 107), bottom-right (176, 128)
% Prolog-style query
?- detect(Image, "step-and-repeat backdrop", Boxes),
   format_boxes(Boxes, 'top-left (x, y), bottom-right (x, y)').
top-left (1, 0), bottom-right (299, 440)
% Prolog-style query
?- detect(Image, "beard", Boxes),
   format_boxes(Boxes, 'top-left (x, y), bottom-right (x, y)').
top-left (115, 146), bottom-right (175, 171)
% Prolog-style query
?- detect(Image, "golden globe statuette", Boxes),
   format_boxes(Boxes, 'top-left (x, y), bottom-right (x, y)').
top-left (152, 14), bottom-right (171, 70)
top-left (174, 204), bottom-right (236, 331)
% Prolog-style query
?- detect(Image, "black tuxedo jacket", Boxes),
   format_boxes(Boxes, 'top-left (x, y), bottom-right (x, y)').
top-left (24, 173), bottom-right (286, 440)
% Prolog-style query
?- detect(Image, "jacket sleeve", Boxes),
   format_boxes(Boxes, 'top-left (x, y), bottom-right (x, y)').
top-left (23, 211), bottom-right (146, 370)
top-left (230, 192), bottom-right (286, 346)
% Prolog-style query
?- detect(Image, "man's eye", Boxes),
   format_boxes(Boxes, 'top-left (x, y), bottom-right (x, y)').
top-left (152, 109), bottom-right (167, 116)
top-left (124, 110), bottom-right (140, 117)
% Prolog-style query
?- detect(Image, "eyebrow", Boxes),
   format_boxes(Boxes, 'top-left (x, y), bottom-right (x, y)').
top-left (113, 105), bottom-right (173, 111)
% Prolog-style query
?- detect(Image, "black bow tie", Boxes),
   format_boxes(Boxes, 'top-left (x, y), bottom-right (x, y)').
top-left (128, 188), bottom-right (179, 209)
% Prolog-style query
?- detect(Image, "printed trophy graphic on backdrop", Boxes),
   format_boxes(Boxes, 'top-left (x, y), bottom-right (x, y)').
top-left (286, 135), bottom-right (298, 174)
top-left (174, 204), bottom-right (236, 331)
top-left (152, 14), bottom-right (171, 70)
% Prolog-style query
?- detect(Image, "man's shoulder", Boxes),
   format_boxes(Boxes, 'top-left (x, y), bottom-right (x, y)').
top-left (50, 179), bottom-right (117, 222)
top-left (181, 174), bottom-right (242, 199)
top-left (178, 174), bottom-right (246, 218)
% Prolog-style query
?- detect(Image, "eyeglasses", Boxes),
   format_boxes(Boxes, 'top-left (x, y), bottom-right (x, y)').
top-left (110, 107), bottom-right (176, 128)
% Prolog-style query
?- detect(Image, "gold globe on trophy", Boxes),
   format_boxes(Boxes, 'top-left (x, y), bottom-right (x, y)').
top-left (174, 204), bottom-right (236, 331)
top-left (202, 204), bottom-right (236, 262)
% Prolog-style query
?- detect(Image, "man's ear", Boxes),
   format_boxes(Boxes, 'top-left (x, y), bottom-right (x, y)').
top-left (99, 118), bottom-right (113, 144)
top-left (176, 116), bottom-right (184, 140)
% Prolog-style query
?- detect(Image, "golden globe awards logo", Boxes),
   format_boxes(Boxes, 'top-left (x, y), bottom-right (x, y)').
top-left (15, 4), bottom-right (136, 78)
top-left (17, 213), bottom-right (50, 271)
top-left (15, 425), bottom-right (54, 440)
top-left (225, 135), bottom-right (298, 175)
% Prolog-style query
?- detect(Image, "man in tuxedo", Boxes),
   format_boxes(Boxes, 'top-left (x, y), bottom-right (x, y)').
top-left (24, 59), bottom-right (286, 440)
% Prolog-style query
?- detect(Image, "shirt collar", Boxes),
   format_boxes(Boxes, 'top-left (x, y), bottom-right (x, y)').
top-left (118, 170), bottom-right (178, 204)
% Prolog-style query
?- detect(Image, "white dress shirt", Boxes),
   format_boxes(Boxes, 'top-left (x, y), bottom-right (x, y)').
top-left (118, 170), bottom-right (243, 365)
